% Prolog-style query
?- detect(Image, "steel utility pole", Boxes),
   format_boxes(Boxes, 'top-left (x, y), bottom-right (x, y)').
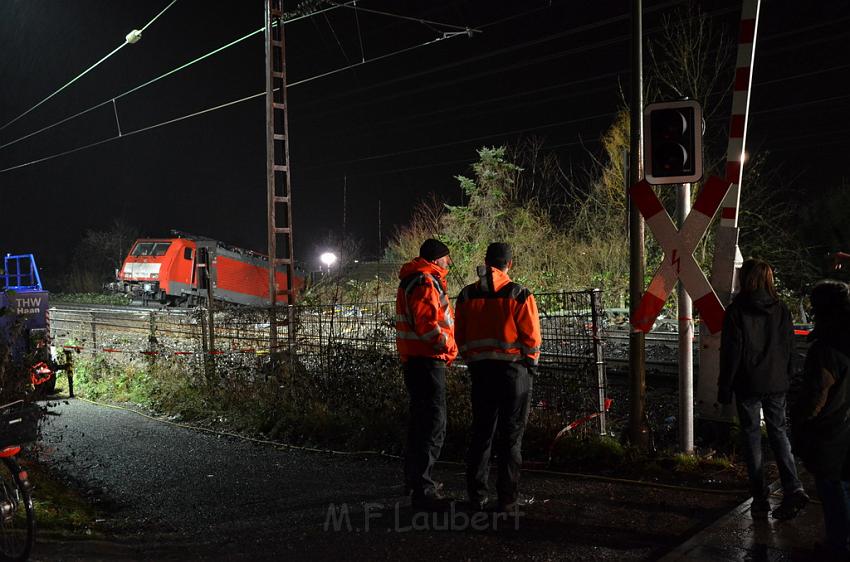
top-left (677, 183), bottom-right (694, 453)
top-left (628, 0), bottom-right (649, 448)
top-left (265, 0), bottom-right (297, 361)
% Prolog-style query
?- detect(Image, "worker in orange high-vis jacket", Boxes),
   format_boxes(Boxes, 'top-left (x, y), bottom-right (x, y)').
top-left (455, 242), bottom-right (541, 512)
top-left (396, 238), bottom-right (458, 510)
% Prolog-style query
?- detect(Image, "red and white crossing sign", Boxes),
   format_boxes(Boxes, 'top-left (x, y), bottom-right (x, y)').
top-left (630, 176), bottom-right (733, 334)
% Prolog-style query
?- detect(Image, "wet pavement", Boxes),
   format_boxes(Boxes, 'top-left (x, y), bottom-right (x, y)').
top-left (662, 476), bottom-right (829, 562)
top-left (30, 397), bottom-right (836, 561)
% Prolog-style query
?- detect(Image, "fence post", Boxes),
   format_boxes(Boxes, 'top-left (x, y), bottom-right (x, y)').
top-left (89, 313), bottom-right (97, 355)
top-left (199, 310), bottom-right (209, 379)
top-left (374, 285), bottom-right (380, 353)
top-left (590, 289), bottom-right (608, 435)
top-left (148, 311), bottom-right (157, 349)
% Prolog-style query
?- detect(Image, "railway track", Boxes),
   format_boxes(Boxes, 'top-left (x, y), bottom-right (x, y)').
top-left (48, 305), bottom-right (808, 379)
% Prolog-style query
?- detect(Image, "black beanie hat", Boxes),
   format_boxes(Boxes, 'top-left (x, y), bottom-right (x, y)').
top-left (485, 242), bottom-right (512, 268)
top-left (419, 239), bottom-right (450, 262)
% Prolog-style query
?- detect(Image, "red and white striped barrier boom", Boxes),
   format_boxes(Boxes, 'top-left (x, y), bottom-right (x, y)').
top-left (697, 0), bottom-right (761, 420)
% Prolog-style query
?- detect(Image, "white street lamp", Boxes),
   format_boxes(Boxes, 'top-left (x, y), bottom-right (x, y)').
top-left (319, 252), bottom-right (338, 273)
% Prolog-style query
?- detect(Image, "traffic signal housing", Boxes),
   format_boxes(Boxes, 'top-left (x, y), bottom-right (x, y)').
top-left (643, 100), bottom-right (703, 185)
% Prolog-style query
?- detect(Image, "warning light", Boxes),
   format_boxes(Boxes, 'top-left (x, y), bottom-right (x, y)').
top-left (643, 100), bottom-right (703, 185)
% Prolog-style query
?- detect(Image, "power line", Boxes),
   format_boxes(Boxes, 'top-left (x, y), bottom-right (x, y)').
top-left (339, 135), bottom-right (605, 181)
top-left (0, 91), bottom-right (265, 175)
top-left (306, 88), bottom-right (850, 175)
top-left (306, 80), bottom-right (619, 143)
top-left (750, 93), bottom-right (850, 116)
top-left (0, 0), bottom-right (179, 132)
top-left (310, 58), bottom-right (850, 142)
top-left (0, 3), bottom-right (462, 153)
top-left (0, 2), bottom-right (358, 153)
top-left (296, 3), bottom-right (839, 123)
top-left (5, 3), bottom-right (847, 177)
top-left (288, 33), bottom-right (468, 88)
top-left (295, 0), bottom-right (706, 111)
top-left (303, 111), bottom-right (617, 171)
top-left (295, 4), bottom-right (750, 121)
top-left (0, 25), bottom-right (265, 152)
top-left (330, 0), bottom-right (480, 34)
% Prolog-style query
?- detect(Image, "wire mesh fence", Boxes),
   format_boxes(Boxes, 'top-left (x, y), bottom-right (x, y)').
top-left (49, 288), bottom-right (608, 434)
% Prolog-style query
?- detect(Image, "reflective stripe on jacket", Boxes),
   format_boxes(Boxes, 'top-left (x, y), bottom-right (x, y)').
top-left (395, 257), bottom-right (458, 364)
top-left (455, 266), bottom-right (541, 366)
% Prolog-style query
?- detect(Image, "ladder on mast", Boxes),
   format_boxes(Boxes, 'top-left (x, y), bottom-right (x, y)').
top-left (265, 0), bottom-right (296, 354)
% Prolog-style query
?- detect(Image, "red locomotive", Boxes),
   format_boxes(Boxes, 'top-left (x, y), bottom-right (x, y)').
top-left (115, 233), bottom-right (300, 306)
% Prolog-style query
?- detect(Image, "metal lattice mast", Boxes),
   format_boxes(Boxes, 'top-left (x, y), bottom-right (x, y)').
top-left (265, 0), bottom-right (296, 354)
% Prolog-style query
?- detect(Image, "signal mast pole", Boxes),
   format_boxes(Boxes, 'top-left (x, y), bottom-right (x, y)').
top-left (265, 0), bottom-right (297, 359)
top-left (628, 0), bottom-right (649, 447)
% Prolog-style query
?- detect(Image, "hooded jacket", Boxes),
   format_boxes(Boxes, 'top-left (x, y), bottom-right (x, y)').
top-left (395, 257), bottom-right (458, 364)
top-left (718, 288), bottom-right (794, 400)
top-left (454, 266), bottom-right (541, 366)
top-left (792, 326), bottom-right (850, 480)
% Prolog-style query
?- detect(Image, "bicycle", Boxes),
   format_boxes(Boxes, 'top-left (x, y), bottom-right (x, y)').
top-left (0, 401), bottom-right (38, 562)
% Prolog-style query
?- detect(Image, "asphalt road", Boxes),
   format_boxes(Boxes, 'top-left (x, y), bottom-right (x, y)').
top-left (33, 398), bottom-right (743, 561)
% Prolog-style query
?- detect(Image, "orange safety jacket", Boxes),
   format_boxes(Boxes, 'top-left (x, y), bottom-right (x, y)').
top-left (455, 266), bottom-right (541, 365)
top-left (395, 258), bottom-right (458, 364)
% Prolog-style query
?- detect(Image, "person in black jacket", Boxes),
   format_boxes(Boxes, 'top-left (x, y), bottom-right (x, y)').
top-left (792, 280), bottom-right (850, 559)
top-left (718, 258), bottom-right (809, 519)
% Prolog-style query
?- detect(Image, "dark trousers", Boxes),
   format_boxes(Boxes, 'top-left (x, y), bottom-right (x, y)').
top-left (466, 360), bottom-right (532, 505)
top-left (403, 357), bottom-right (447, 498)
top-left (737, 393), bottom-right (803, 499)
top-left (816, 478), bottom-right (850, 557)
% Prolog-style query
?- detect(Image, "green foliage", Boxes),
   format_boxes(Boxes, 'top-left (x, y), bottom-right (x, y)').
top-left (67, 346), bottom-right (473, 455)
top-left (388, 147), bottom-right (584, 295)
top-left (51, 292), bottom-right (132, 306)
top-left (549, 434), bottom-right (626, 471)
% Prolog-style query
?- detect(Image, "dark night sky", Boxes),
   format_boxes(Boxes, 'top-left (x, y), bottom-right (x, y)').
top-left (1, 0), bottom-right (848, 280)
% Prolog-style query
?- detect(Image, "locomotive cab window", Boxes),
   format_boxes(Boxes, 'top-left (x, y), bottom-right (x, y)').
top-left (131, 243), bottom-right (154, 256)
top-left (151, 243), bottom-right (171, 256)
top-left (184, 248), bottom-right (193, 260)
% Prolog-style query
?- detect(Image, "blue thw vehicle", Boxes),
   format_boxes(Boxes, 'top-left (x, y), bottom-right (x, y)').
top-left (0, 254), bottom-right (55, 394)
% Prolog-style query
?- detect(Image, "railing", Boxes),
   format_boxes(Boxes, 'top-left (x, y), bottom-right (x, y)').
top-left (49, 289), bottom-right (608, 434)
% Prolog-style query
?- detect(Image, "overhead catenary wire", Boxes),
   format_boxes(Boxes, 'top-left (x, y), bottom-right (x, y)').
top-left (295, 0), bottom-right (706, 111)
top-left (0, 25), bottom-right (266, 152)
top-left (0, 3), bottom-right (463, 153)
top-left (0, 3), bottom-right (358, 153)
top-left (0, 0), bottom-right (179, 133)
top-left (330, 0), bottom-right (481, 35)
top-left (303, 110), bottom-right (617, 171)
top-left (288, 33), bottom-right (467, 88)
top-left (0, 91), bottom-right (266, 174)
top-left (3, 2), bottom-right (846, 175)
top-left (3, 80), bottom-right (846, 177)
top-left (296, 2), bottom-right (837, 122)
top-left (352, 0), bottom-right (366, 62)
top-left (307, 58), bottom-right (849, 145)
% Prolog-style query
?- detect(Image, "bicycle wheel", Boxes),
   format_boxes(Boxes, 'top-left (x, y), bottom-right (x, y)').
top-left (0, 457), bottom-right (35, 562)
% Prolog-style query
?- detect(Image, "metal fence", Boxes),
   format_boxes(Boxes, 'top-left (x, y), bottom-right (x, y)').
top-left (49, 288), bottom-right (607, 433)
